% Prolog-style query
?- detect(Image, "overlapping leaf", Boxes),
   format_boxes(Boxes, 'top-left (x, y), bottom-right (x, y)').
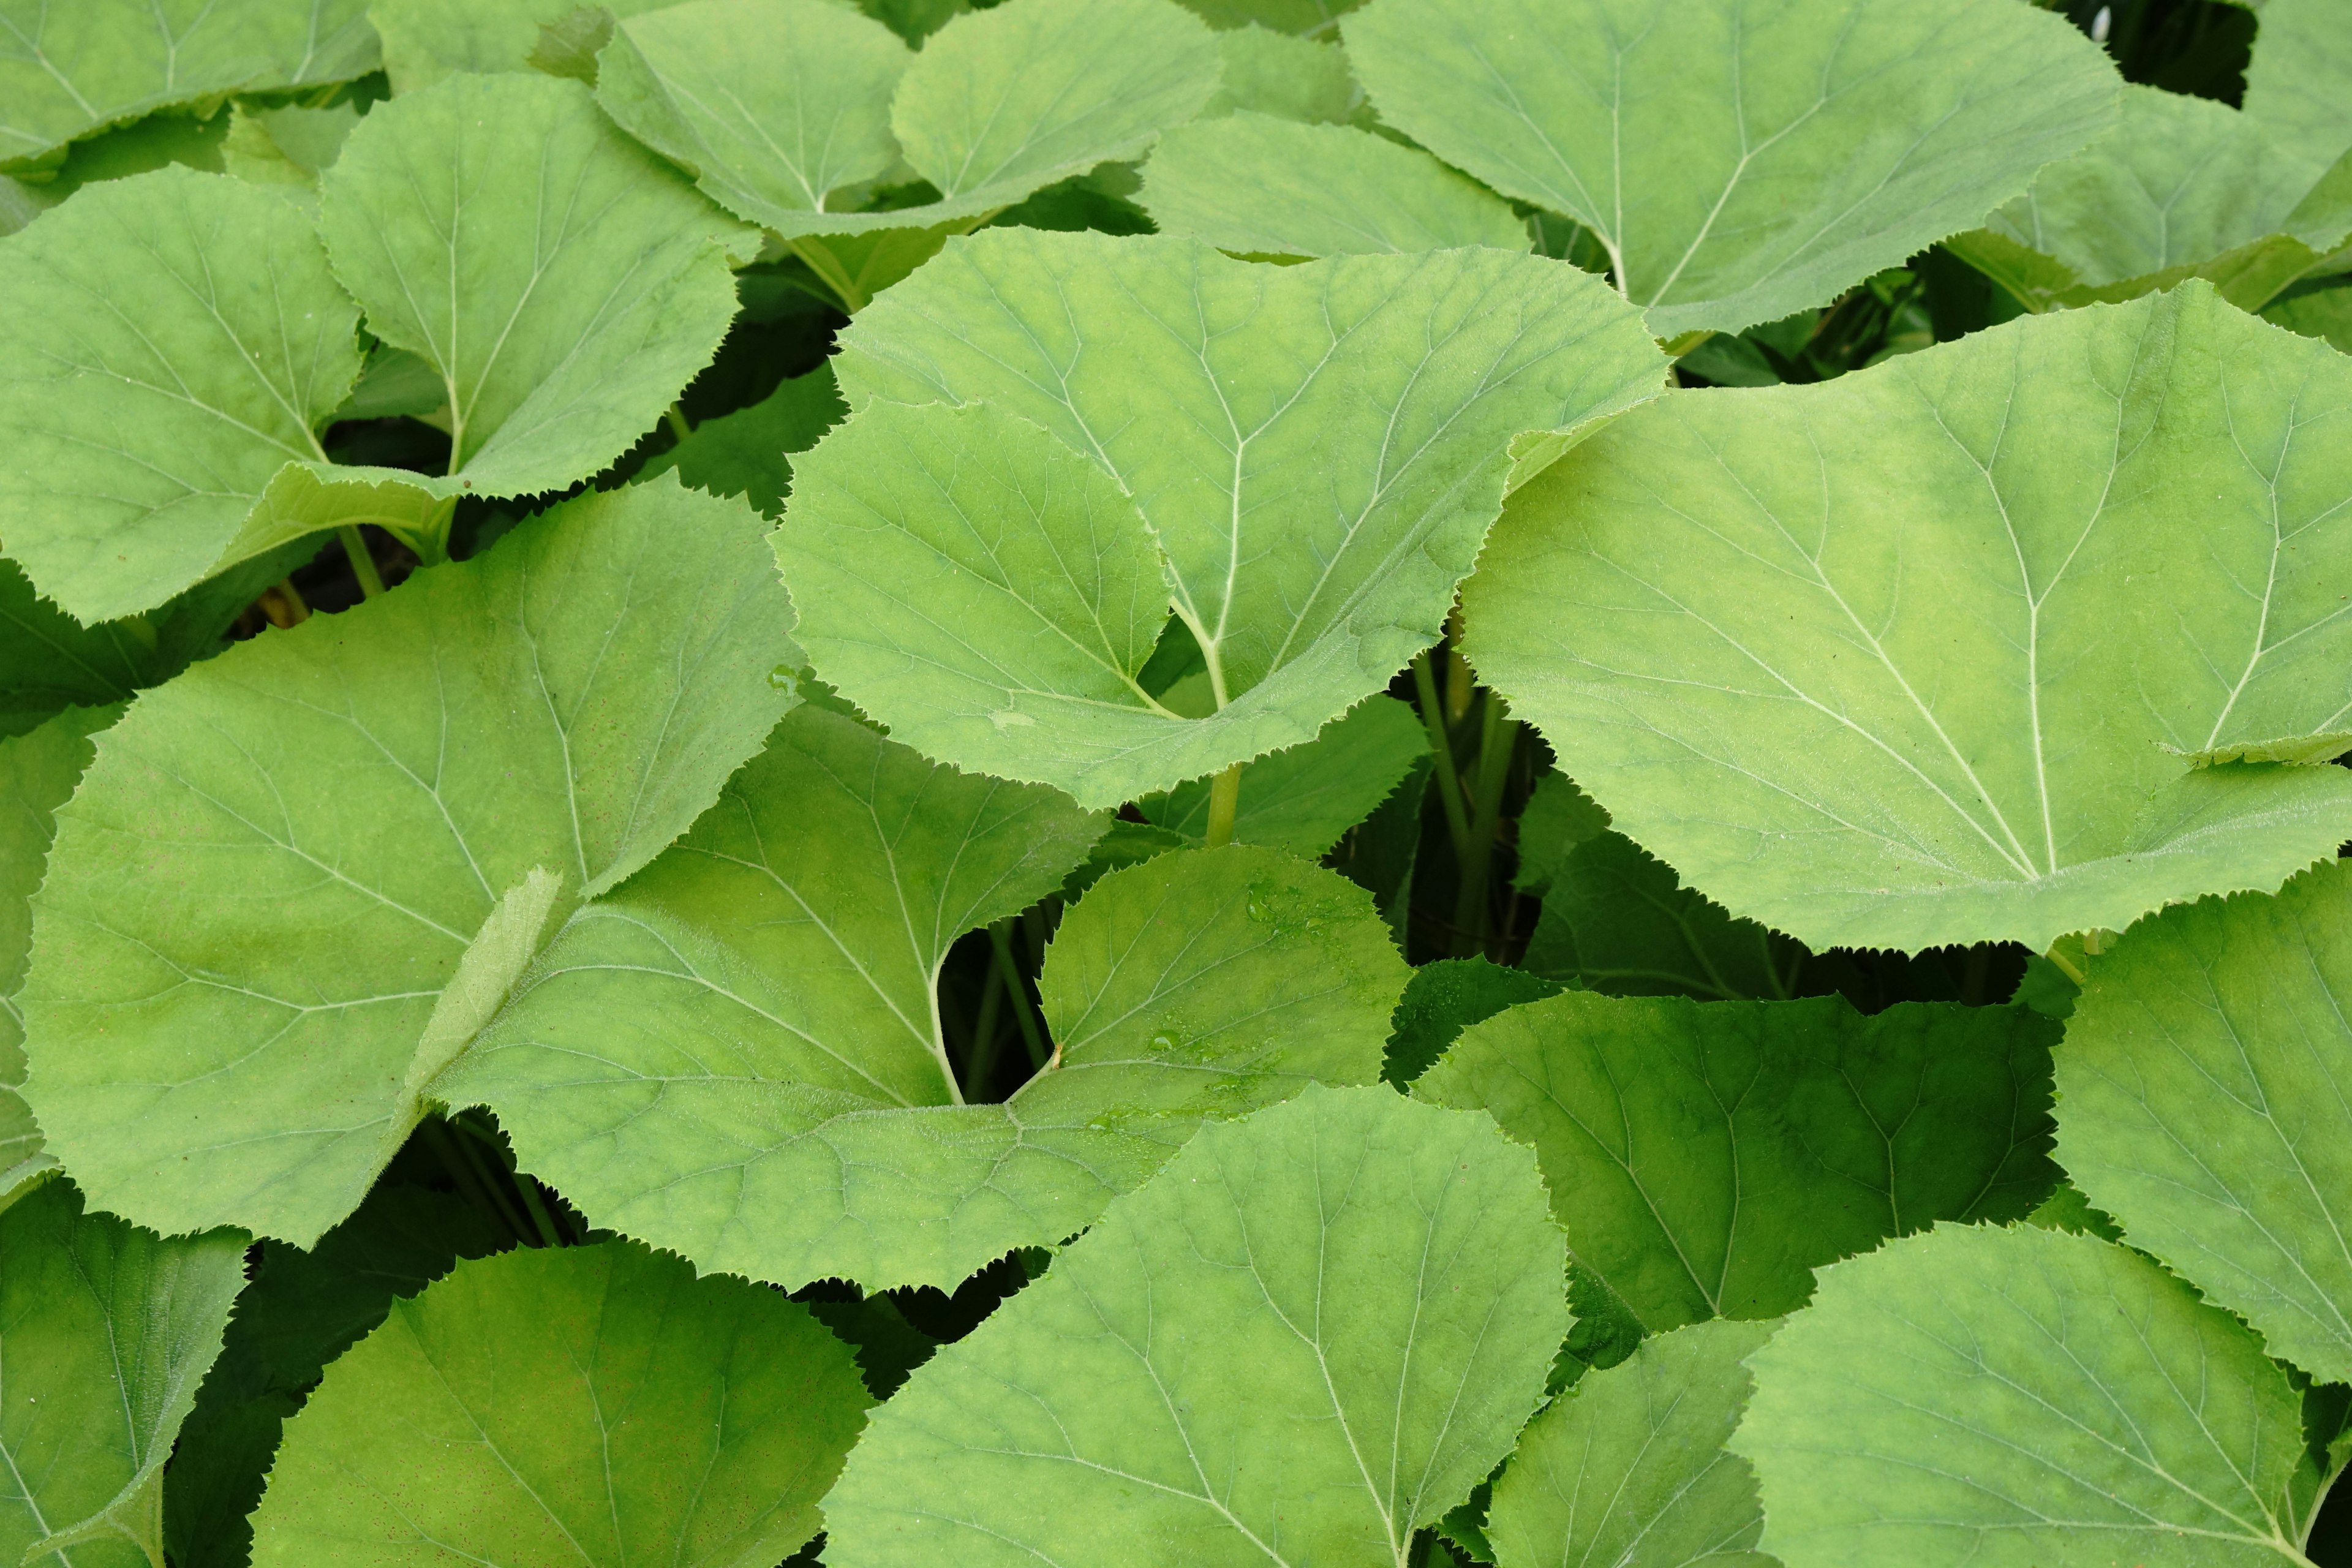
top-left (0, 0), bottom-right (377, 167)
top-left (2057, 858), bottom-right (2352, 1385)
top-left (1343, 0), bottom-right (2120, 336)
top-left (1466, 285), bottom-right (2352, 952)
top-left (781, 229), bottom-right (1665, 806)
top-left (1137, 693), bottom-right (1428, 856)
top-left (1734, 1224), bottom-right (2337, 1567)
top-left (1487, 1318), bottom-right (1773, 1568)
top-left (1138, 111), bottom-right (1528, 258)
top-left (639, 366), bottom-right (846, 518)
top-left (0, 1180), bottom-right (246, 1567)
top-left (21, 476), bottom-right (798, 1247)
top-left (1523, 829), bottom-right (1809, 1001)
top-left (822, 1085), bottom-right (1566, 1566)
top-left (249, 1240), bottom-right (871, 1566)
top-left (368, 0), bottom-right (670, 91)
top-left (2244, 0), bottom-right (2352, 181)
top-left (596, 0), bottom-right (1219, 239)
top-left (1417, 990), bottom-right (2059, 1332)
top-left (443, 705), bottom-right (1408, 1289)
top-left (1199, 25), bottom-right (1359, 123)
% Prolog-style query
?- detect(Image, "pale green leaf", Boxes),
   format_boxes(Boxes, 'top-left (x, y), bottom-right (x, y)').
top-left (1733, 1224), bottom-right (2329, 1567)
top-left (2245, 0), bottom-right (2352, 179)
top-left (0, 1180), bottom-right (245, 1568)
top-left (785, 230), bottom-right (1665, 807)
top-left (1487, 1317), bottom-right (1774, 1568)
top-left (248, 1239), bottom-right (872, 1567)
top-left (369, 0), bottom-right (670, 92)
top-left (1139, 112), bottom-right (1529, 258)
top-left (1137, 693), bottom-right (1428, 856)
top-left (1416, 990), bottom-right (2059, 1332)
top-left (1175, 0), bottom-right (1363, 34)
top-left (638, 365), bottom-right (846, 517)
top-left (219, 100), bottom-right (361, 191)
top-left (1464, 285), bottom-right (2352, 952)
top-left (319, 72), bottom-right (760, 500)
top-left (2057, 858), bottom-right (2352, 1386)
top-left (443, 707), bottom-right (1407, 1289)
top-left (0, 0), bottom-right (377, 166)
top-left (1522, 830), bottom-right (1808, 1001)
top-left (1200, 26), bottom-right (1359, 123)
top-left (1343, 0), bottom-right (2120, 337)
top-left (0, 168), bottom-right (361, 623)
top-left (822, 1085), bottom-right (1567, 1566)
top-left (21, 477), bottom-right (798, 1246)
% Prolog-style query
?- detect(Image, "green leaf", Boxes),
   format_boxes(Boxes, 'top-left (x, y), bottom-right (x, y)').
top-left (599, 0), bottom-right (1219, 242)
top-left (2057, 858), bottom-right (2352, 1386)
top-left (0, 706), bottom-right (113, 1210)
top-left (319, 72), bottom-right (760, 501)
top-left (21, 476), bottom-right (799, 1246)
top-left (0, 0), bottom-right (377, 166)
top-left (1137, 693), bottom-right (1429, 856)
top-left (1964, 85), bottom-right (2352, 312)
top-left (0, 1179), bottom-right (245, 1568)
top-left (821, 1085), bottom-right (1567, 1566)
top-left (1342, 0), bottom-right (2120, 336)
top-left (1509, 769), bottom-right (1610, 899)
top-left (1733, 1224), bottom-right (2331, 1567)
top-left (1139, 111), bottom-right (1529, 258)
top-left (0, 168), bottom-right (363, 623)
top-left (784, 230), bottom-right (1665, 807)
top-left (369, 0), bottom-right (670, 92)
top-left (1383, 956), bottom-right (1560, 1087)
top-left (638, 365), bottom-right (846, 518)
top-left (247, 1238), bottom-right (872, 1566)
top-left (1175, 0), bottom-right (1364, 34)
top-left (1464, 284), bottom-right (2352, 953)
top-left (1521, 829), bottom-right (1809, 1001)
top-left (2245, 0), bottom-right (2352, 180)
top-left (1415, 990), bottom-right (2059, 1332)
top-left (1199, 25), bottom-right (1359, 123)
top-left (2267, 280), bottom-right (2352, 354)
top-left (444, 706), bottom-right (1408, 1289)
top-left (1486, 1317), bottom-right (1774, 1568)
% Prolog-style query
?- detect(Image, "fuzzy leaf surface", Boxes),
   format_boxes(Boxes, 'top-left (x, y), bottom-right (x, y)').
top-left (1734, 1224), bottom-right (2331, 1567)
top-left (823, 1085), bottom-right (1566, 1566)
top-left (790, 230), bottom-right (1664, 805)
top-left (21, 478), bottom-right (797, 1246)
top-left (1343, 0), bottom-right (2117, 337)
top-left (1487, 1317), bottom-right (1773, 1568)
top-left (1139, 113), bottom-right (1528, 258)
top-left (1417, 990), bottom-right (2059, 1331)
top-left (1466, 285), bottom-right (2352, 952)
top-left (2057, 857), bottom-right (2352, 1385)
top-left (249, 1240), bottom-right (871, 1567)
top-left (447, 707), bottom-right (1404, 1289)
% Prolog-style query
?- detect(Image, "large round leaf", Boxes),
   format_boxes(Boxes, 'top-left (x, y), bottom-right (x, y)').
top-left (822, 1085), bottom-right (1566, 1566)
top-left (2244, 0), bottom-right (2352, 181)
top-left (1465, 284), bottom-right (2352, 952)
top-left (249, 1239), bottom-right (871, 1566)
top-left (1733, 1223), bottom-right (2335, 1567)
top-left (1342, 0), bottom-right (2119, 337)
top-left (781, 229), bottom-right (1665, 806)
top-left (22, 476), bottom-right (798, 1246)
top-left (2058, 857), bottom-right (2352, 1386)
top-left (443, 705), bottom-right (1407, 1290)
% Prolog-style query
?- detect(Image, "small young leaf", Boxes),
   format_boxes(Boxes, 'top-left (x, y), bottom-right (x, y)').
top-left (1416, 990), bottom-right (2059, 1332)
top-left (249, 1239), bottom-right (872, 1567)
top-left (1200, 25), bottom-right (1359, 123)
top-left (821, 1085), bottom-right (1566, 1566)
top-left (23, 477), bottom-right (797, 1246)
top-left (1139, 111), bottom-right (1529, 258)
top-left (1733, 1224), bottom-right (2327, 1567)
top-left (1343, 0), bottom-right (2120, 336)
top-left (320, 72), bottom-right (759, 502)
top-left (1384, 956), bottom-right (1559, 1087)
top-left (789, 229), bottom-right (1664, 806)
top-left (1137, 694), bottom-right (1429, 856)
top-left (0, 1180), bottom-right (246, 1568)
top-left (1509, 769), bottom-right (1611, 899)
top-left (638, 365), bottom-right (846, 517)
top-left (2058, 858), bottom-right (2352, 1386)
top-left (1487, 1317), bottom-right (1774, 1568)
top-left (1466, 285), bottom-right (2352, 952)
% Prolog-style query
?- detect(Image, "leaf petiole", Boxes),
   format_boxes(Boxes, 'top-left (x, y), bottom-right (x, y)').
top-left (1204, 763), bottom-right (1243, 848)
top-left (990, 919), bottom-right (1050, 1070)
top-left (338, 524), bottom-right (386, 598)
top-left (1412, 649), bottom-right (1474, 867)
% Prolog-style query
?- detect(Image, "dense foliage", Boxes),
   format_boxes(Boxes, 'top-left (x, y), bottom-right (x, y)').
top-left (1, 0), bottom-right (2349, 1563)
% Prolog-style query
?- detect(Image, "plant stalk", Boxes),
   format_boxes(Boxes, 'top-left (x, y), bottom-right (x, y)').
top-left (991, 920), bottom-right (1050, 1070)
top-left (423, 1119), bottom-right (527, 1244)
top-left (1412, 650), bottom-right (1474, 866)
top-left (1204, 763), bottom-right (1243, 848)
top-left (786, 235), bottom-right (869, 313)
top-left (966, 956), bottom-right (1007, 1095)
top-left (1452, 695), bottom-right (1521, 957)
top-left (664, 401), bottom-right (694, 443)
top-left (339, 524), bottom-right (386, 599)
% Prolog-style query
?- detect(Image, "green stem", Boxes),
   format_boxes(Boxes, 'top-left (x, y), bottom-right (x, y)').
top-left (664, 401), bottom-right (694, 444)
top-left (456, 1113), bottom-right (566, 1248)
top-left (2044, 942), bottom-right (2088, 986)
top-left (992, 921), bottom-right (1049, 1071)
top-left (423, 1120), bottom-right (524, 1244)
top-left (511, 1167), bottom-right (568, 1250)
top-left (1442, 610), bottom-right (1474, 723)
top-left (966, 955), bottom-right (1006, 1096)
top-left (339, 524), bottom-right (386, 599)
top-left (1204, 763), bottom-right (1243, 848)
top-left (786, 235), bottom-right (869, 312)
top-left (1452, 696), bottom-right (1521, 957)
top-left (1412, 650), bottom-right (1474, 866)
